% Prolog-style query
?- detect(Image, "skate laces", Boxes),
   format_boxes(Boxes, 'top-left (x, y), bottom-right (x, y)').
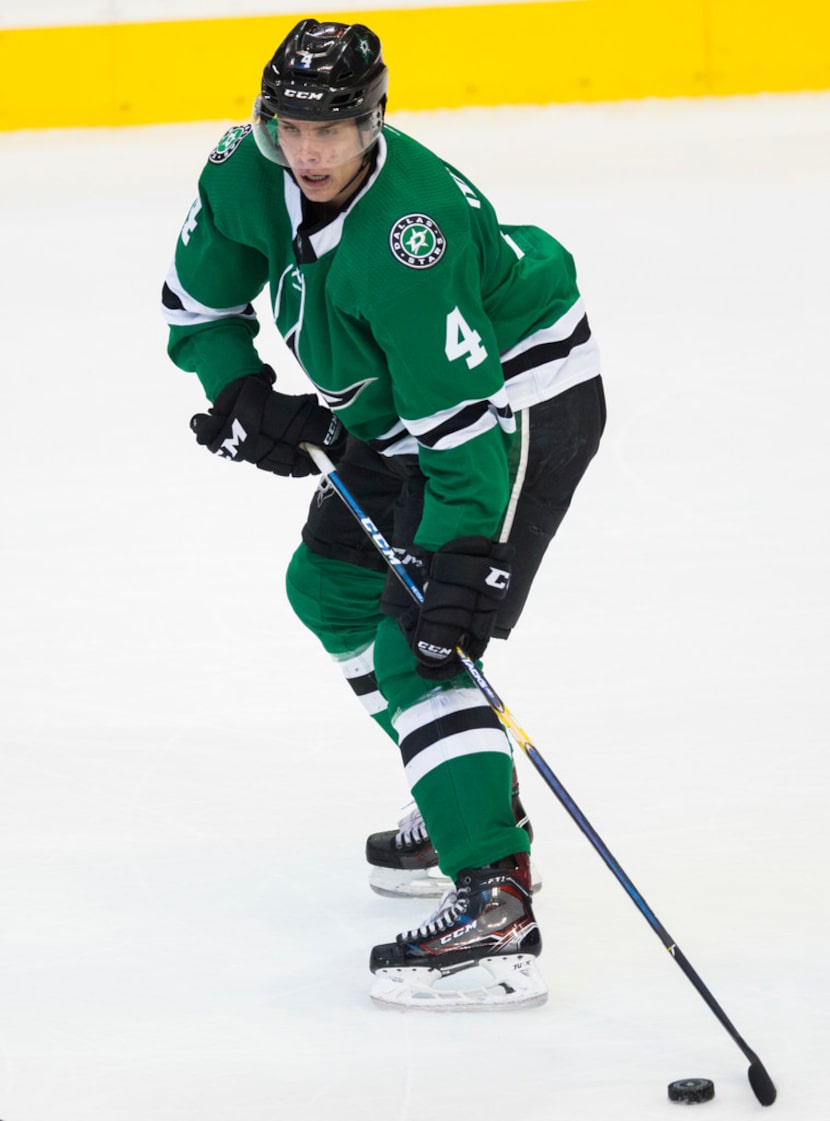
top-left (402, 882), bottom-right (471, 942)
top-left (394, 803), bottom-right (428, 848)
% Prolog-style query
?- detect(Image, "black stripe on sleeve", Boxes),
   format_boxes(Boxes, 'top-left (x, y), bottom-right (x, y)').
top-left (161, 282), bottom-right (183, 311)
top-left (502, 314), bottom-right (592, 382)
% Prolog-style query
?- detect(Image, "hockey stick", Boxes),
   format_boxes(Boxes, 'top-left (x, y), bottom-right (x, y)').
top-left (303, 444), bottom-right (776, 1107)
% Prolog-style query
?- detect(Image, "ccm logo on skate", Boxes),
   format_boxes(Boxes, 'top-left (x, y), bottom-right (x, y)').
top-left (217, 419), bottom-right (247, 458)
top-left (485, 566), bottom-right (510, 591)
top-left (440, 921), bottom-right (477, 945)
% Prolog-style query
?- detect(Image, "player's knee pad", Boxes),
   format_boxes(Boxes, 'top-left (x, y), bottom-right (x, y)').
top-left (285, 542), bottom-right (386, 656)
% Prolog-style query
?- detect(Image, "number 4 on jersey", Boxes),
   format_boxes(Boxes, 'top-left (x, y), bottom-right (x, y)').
top-left (181, 198), bottom-right (202, 246)
top-left (445, 306), bottom-right (488, 369)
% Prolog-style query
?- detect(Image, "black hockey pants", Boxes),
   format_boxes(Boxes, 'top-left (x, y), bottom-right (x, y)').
top-left (300, 375), bottom-right (606, 639)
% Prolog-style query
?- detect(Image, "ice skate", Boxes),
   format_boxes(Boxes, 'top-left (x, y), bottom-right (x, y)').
top-left (366, 780), bottom-right (541, 898)
top-left (369, 852), bottom-right (547, 1011)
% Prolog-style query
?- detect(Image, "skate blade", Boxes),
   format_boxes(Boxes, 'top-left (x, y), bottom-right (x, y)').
top-left (370, 954), bottom-right (548, 1012)
top-left (368, 862), bottom-right (543, 900)
top-left (368, 864), bottom-right (451, 899)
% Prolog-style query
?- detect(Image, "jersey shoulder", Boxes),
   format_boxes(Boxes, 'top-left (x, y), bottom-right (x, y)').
top-left (372, 126), bottom-right (493, 224)
top-left (195, 125), bottom-right (286, 244)
top-left (198, 125), bottom-right (281, 199)
top-left (342, 127), bottom-right (501, 297)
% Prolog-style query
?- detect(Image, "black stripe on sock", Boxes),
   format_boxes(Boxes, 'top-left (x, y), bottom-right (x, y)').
top-left (347, 672), bottom-right (379, 699)
top-left (399, 705), bottom-right (502, 767)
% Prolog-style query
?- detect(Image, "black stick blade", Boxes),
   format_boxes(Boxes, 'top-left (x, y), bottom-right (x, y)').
top-left (748, 1060), bottom-right (777, 1106)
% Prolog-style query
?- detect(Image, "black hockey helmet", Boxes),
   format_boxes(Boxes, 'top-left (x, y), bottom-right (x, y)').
top-left (252, 19), bottom-right (388, 166)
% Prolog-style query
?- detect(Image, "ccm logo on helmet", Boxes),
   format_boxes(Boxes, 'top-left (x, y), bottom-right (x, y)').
top-left (284, 89), bottom-right (325, 100)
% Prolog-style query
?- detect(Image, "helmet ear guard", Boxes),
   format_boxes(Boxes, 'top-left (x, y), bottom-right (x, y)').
top-left (253, 19), bottom-right (388, 166)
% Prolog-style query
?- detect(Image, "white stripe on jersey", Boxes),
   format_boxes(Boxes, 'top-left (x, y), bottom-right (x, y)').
top-left (500, 297), bottom-right (601, 411)
top-left (400, 388), bottom-right (515, 451)
top-left (162, 260), bottom-right (257, 328)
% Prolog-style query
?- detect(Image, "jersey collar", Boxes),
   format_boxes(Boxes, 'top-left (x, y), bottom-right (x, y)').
top-left (284, 134), bottom-right (388, 261)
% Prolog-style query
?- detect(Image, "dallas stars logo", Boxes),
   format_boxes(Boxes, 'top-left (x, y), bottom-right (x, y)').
top-left (208, 124), bottom-right (252, 164)
top-left (389, 214), bottom-right (446, 269)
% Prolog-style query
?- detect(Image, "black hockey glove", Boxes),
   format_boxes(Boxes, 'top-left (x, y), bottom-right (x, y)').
top-left (400, 536), bottom-right (514, 681)
top-left (190, 365), bottom-right (345, 478)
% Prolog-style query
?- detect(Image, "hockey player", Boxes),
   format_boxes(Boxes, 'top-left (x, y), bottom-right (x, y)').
top-left (162, 18), bottom-right (605, 1010)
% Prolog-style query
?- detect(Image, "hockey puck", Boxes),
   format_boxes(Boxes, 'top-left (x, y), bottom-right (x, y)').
top-left (668, 1078), bottom-right (715, 1104)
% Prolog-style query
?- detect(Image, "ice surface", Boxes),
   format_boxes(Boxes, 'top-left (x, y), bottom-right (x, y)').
top-left (1, 93), bottom-right (828, 1119)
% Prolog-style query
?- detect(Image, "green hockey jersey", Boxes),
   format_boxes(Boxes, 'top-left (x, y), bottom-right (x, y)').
top-left (163, 123), bottom-right (600, 548)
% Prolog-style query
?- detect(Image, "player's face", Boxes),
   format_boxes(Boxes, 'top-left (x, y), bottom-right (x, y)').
top-left (278, 117), bottom-right (367, 205)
